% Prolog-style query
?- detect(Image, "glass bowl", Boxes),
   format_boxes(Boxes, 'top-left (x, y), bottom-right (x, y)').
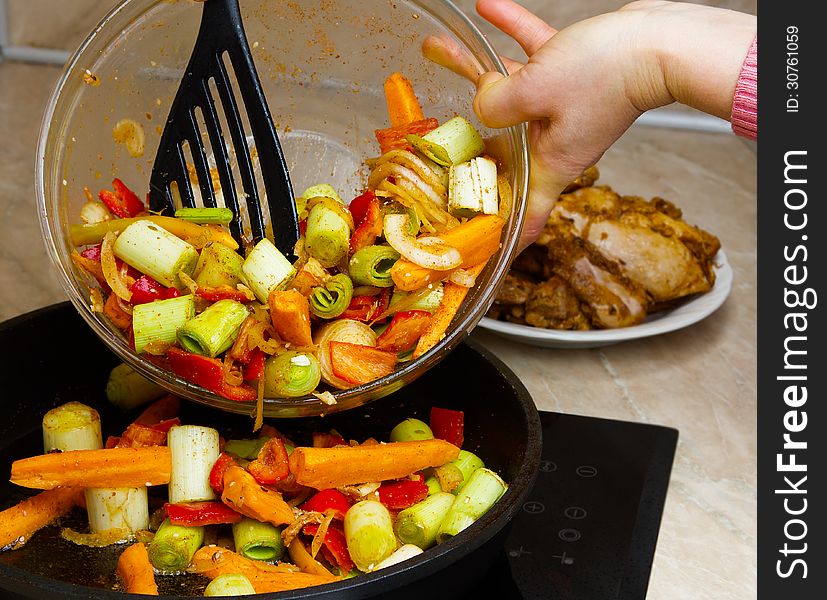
top-left (36, 0), bottom-right (529, 418)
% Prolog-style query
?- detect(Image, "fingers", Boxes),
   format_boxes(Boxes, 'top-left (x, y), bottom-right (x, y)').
top-left (473, 68), bottom-right (547, 128)
top-left (422, 35), bottom-right (525, 84)
top-left (476, 0), bottom-right (557, 56)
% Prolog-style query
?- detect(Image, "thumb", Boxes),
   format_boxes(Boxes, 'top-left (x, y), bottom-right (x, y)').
top-left (473, 69), bottom-right (541, 129)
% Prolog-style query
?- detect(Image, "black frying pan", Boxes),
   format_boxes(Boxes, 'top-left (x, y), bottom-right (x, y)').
top-left (0, 302), bottom-right (541, 599)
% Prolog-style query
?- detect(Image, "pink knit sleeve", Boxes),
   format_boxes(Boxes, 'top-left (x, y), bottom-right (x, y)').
top-left (731, 36), bottom-right (757, 140)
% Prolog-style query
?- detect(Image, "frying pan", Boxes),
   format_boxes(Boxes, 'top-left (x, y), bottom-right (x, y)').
top-left (0, 302), bottom-right (541, 599)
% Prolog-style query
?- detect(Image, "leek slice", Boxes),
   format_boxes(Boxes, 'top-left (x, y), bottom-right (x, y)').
top-left (241, 238), bottom-right (297, 304)
top-left (177, 298), bottom-right (249, 357)
top-left (132, 294), bottom-right (195, 355)
top-left (448, 156), bottom-right (499, 218)
top-left (435, 468), bottom-right (507, 544)
top-left (395, 491), bottom-right (455, 549)
top-left (348, 246), bottom-right (400, 288)
top-left (232, 517), bottom-right (285, 561)
top-left (344, 500), bottom-right (397, 572)
top-left (263, 351), bottom-right (322, 398)
top-left (105, 363), bottom-right (166, 411)
top-left (405, 116), bottom-right (485, 166)
top-left (167, 425), bottom-right (220, 503)
top-left (84, 487), bottom-right (149, 535)
top-left (193, 242), bottom-right (245, 288)
top-left (308, 273), bottom-right (354, 319)
top-left (148, 518), bottom-right (204, 573)
top-left (305, 198), bottom-right (352, 268)
top-left (42, 401), bottom-right (102, 453)
top-left (204, 573), bottom-right (256, 596)
top-left (112, 219), bottom-right (199, 289)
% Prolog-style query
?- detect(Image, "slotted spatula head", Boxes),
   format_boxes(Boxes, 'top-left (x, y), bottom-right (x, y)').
top-left (147, 0), bottom-right (299, 257)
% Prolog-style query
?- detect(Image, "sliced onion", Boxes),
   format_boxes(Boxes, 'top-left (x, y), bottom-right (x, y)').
top-left (383, 214), bottom-right (461, 271)
top-left (373, 149), bottom-right (446, 195)
top-left (60, 527), bottom-right (131, 547)
top-left (448, 268), bottom-right (478, 288)
top-left (80, 201), bottom-right (112, 224)
top-left (313, 320), bottom-right (377, 389)
top-left (100, 231), bottom-right (132, 301)
top-left (368, 161), bottom-right (446, 209)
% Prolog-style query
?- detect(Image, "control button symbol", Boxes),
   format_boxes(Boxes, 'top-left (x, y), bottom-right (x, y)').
top-left (564, 506), bottom-right (587, 520)
top-left (558, 528), bottom-right (581, 542)
top-left (539, 460), bottom-right (557, 473)
top-left (508, 546), bottom-right (532, 558)
top-left (552, 552), bottom-right (576, 565)
top-left (575, 465), bottom-right (598, 478)
top-left (522, 500), bottom-right (545, 515)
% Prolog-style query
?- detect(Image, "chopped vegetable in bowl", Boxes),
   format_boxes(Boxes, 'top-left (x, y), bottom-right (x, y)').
top-left (0, 390), bottom-right (509, 596)
top-left (67, 73), bottom-right (509, 407)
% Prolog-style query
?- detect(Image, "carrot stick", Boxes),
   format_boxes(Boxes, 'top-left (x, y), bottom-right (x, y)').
top-left (133, 394), bottom-right (180, 425)
top-left (0, 488), bottom-right (82, 549)
top-left (10, 446), bottom-right (172, 490)
top-left (390, 214), bottom-right (505, 291)
top-left (384, 72), bottom-right (425, 127)
top-left (413, 260), bottom-right (489, 359)
top-left (268, 289), bottom-right (314, 347)
top-left (288, 439), bottom-right (460, 490)
top-left (116, 542), bottom-right (158, 595)
top-left (191, 546), bottom-right (339, 593)
top-left (221, 465), bottom-right (295, 526)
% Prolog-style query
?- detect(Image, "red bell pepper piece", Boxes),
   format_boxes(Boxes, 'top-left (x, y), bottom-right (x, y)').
top-left (348, 190), bottom-right (376, 228)
top-left (164, 501), bottom-right (243, 526)
top-left (209, 452), bottom-right (237, 494)
top-left (196, 285), bottom-right (255, 303)
top-left (105, 435), bottom-right (120, 449)
top-left (340, 288), bottom-right (390, 322)
top-left (98, 178), bottom-right (145, 218)
top-left (374, 118), bottom-right (439, 154)
top-left (148, 417), bottom-right (180, 434)
top-left (312, 430), bottom-right (347, 448)
top-left (80, 244), bottom-right (102, 261)
top-left (166, 347), bottom-right (258, 402)
top-left (302, 523), bottom-right (354, 573)
top-left (300, 489), bottom-right (352, 520)
top-left (115, 423), bottom-right (168, 448)
top-left (430, 406), bottom-right (465, 448)
top-left (378, 476), bottom-right (429, 510)
top-left (243, 348), bottom-right (266, 382)
top-left (349, 194), bottom-right (384, 255)
top-left (329, 341), bottom-right (398, 386)
top-left (247, 436), bottom-right (290, 485)
top-left (129, 275), bottom-right (167, 305)
top-left (375, 310), bottom-right (432, 353)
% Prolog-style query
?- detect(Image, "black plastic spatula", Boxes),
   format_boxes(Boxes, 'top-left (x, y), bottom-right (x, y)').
top-left (147, 0), bottom-right (299, 256)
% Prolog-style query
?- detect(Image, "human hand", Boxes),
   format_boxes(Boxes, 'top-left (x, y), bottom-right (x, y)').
top-left (428, 0), bottom-right (755, 249)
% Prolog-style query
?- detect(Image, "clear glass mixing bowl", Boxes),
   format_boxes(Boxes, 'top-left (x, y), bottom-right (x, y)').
top-left (36, 0), bottom-right (528, 417)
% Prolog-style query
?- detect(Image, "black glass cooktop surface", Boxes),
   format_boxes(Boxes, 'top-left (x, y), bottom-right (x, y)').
top-left (463, 410), bottom-right (678, 600)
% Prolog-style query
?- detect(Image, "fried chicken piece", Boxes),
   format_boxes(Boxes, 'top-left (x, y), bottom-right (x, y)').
top-left (545, 236), bottom-right (650, 329)
top-left (541, 186), bottom-right (720, 304)
top-left (524, 276), bottom-right (590, 330)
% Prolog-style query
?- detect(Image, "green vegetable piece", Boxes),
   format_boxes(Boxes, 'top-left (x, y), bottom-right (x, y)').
top-left (105, 363), bottom-right (166, 411)
top-left (223, 437), bottom-right (271, 460)
top-left (177, 298), bottom-right (248, 357)
top-left (241, 238), bottom-right (297, 304)
top-left (450, 450), bottom-right (485, 494)
top-left (204, 573), bottom-right (256, 596)
top-left (263, 351), bottom-right (322, 398)
top-left (348, 245), bottom-right (400, 288)
top-left (300, 183), bottom-right (344, 205)
top-left (394, 491), bottom-right (456, 549)
top-left (112, 219), bottom-right (199, 289)
top-left (174, 207), bottom-right (234, 225)
top-left (436, 467), bottom-right (507, 544)
top-left (147, 518), bottom-right (204, 573)
top-left (232, 517), bottom-right (285, 562)
top-left (132, 294), bottom-right (195, 355)
top-left (405, 116), bottom-right (485, 167)
top-left (344, 500), bottom-right (397, 572)
top-left (305, 200), bottom-right (351, 268)
top-left (308, 273), bottom-right (354, 319)
top-left (193, 242), bottom-right (245, 288)
top-left (389, 418), bottom-right (434, 443)
top-left (389, 285), bottom-right (444, 314)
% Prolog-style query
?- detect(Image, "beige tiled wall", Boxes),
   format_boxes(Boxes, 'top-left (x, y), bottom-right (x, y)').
top-left (6, 0), bottom-right (757, 54)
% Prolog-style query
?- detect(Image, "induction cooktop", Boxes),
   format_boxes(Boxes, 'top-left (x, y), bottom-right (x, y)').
top-left (463, 410), bottom-right (678, 600)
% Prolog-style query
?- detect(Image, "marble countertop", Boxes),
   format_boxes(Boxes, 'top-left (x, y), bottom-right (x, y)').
top-left (0, 49), bottom-right (756, 600)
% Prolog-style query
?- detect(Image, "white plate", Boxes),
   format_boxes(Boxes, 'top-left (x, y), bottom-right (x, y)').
top-left (477, 250), bottom-right (733, 349)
